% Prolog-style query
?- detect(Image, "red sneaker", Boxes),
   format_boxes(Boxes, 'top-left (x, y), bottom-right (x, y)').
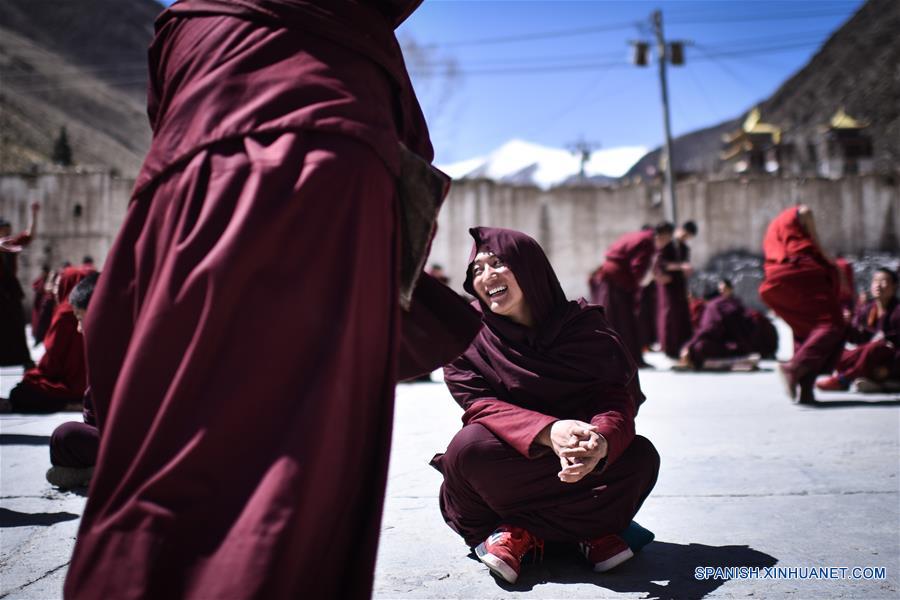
top-left (815, 376), bottom-right (848, 392)
top-left (474, 525), bottom-right (541, 584)
top-left (580, 534), bottom-right (634, 572)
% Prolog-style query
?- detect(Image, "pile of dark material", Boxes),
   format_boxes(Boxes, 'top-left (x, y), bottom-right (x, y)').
top-left (690, 250), bottom-right (900, 312)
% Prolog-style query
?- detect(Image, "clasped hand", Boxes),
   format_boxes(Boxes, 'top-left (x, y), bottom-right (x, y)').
top-left (539, 419), bottom-right (607, 484)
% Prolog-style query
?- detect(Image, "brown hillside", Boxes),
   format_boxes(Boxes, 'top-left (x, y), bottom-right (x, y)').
top-left (0, 0), bottom-right (163, 174)
top-left (628, 0), bottom-right (900, 178)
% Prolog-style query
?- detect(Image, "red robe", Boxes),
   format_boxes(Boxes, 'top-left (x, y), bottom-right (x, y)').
top-left (655, 239), bottom-right (693, 358)
top-left (835, 297), bottom-right (900, 381)
top-left (758, 206), bottom-right (845, 389)
top-left (65, 3), bottom-right (479, 599)
top-left (24, 267), bottom-right (89, 396)
top-left (435, 228), bottom-right (657, 546)
top-left (590, 229), bottom-right (657, 364)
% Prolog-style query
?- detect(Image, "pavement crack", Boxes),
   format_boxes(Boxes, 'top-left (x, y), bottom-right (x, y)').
top-left (654, 490), bottom-right (897, 498)
top-left (0, 561), bottom-right (69, 599)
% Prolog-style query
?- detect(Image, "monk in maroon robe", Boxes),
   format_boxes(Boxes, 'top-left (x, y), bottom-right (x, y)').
top-left (590, 222), bottom-right (674, 366)
top-left (0, 202), bottom-right (39, 367)
top-left (434, 227), bottom-right (659, 584)
top-left (47, 273), bottom-right (101, 490)
top-left (64, 3), bottom-right (480, 599)
top-left (656, 221), bottom-right (696, 358)
top-left (759, 205), bottom-right (846, 404)
top-left (816, 268), bottom-right (900, 393)
top-left (4, 266), bottom-right (89, 413)
top-left (678, 279), bottom-right (757, 370)
top-left (747, 309), bottom-right (779, 359)
top-left (31, 265), bottom-right (50, 333)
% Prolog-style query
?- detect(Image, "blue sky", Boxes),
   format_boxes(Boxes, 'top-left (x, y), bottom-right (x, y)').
top-left (160, 0), bottom-right (864, 163)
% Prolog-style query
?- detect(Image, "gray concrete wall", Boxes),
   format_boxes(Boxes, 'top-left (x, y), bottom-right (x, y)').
top-left (2, 171), bottom-right (897, 307)
top-left (430, 174), bottom-right (900, 300)
top-left (0, 170), bottom-right (133, 304)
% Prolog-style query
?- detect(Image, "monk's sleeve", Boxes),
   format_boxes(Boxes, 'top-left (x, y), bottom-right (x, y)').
top-left (847, 305), bottom-right (876, 344)
top-left (590, 385), bottom-right (636, 469)
top-left (444, 357), bottom-right (556, 458)
top-left (630, 243), bottom-right (653, 283)
top-left (36, 312), bottom-right (76, 381)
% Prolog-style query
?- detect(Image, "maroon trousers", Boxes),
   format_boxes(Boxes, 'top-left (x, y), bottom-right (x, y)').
top-left (836, 341), bottom-right (900, 381)
top-left (432, 424), bottom-right (659, 547)
top-left (636, 282), bottom-right (657, 350)
top-left (593, 278), bottom-right (642, 365)
top-left (657, 283), bottom-right (692, 359)
top-left (50, 422), bottom-right (99, 468)
top-left (687, 338), bottom-right (745, 368)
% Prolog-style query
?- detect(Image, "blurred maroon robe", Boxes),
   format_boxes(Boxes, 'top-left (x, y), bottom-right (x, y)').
top-left (0, 230), bottom-right (32, 366)
top-left (590, 229), bottom-right (657, 364)
top-left (65, 2), bottom-right (479, 599)
top-left (684, 294), bottom-right (754, 367)
top-left (834, 297), bottom-right (900, 381)
top-left (758, 206), bottom-right (846, 398)
top-left (656, 240), bottom-right (693, 358)
top-left (434, 228), bottom-right (658, 546)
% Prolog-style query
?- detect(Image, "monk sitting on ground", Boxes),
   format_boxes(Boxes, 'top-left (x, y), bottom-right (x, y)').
top-left (1, 266), bottom-right (90, 413)
top-left (676, 279), bottom-right (760, 371)
top-left (46, 272), bottom-right (101, 490)
top-left (816, 267), bottom-right (900, 393)
top-left (433, 227), bottom-right (659, 584)
top-left (759, 205), bottom-right (846, 404)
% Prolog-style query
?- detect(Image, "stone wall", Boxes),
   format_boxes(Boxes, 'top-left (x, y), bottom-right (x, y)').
top-left (430, 174), bottom-right (900, 300)
top-left (0, 170), bottom-right (133, 304)
top-left (2, 171), bottom-right (897, 308)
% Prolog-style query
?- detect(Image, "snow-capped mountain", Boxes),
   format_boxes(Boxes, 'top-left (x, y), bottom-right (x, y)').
top-left (439, 139), bottom-right (646, 189)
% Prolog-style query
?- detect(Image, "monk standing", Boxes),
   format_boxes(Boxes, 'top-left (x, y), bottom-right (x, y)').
top-left (656, 220), bottom-right (697, 358)
top-left (64, 3), bottom-right (479, 599)
top-left (0, 202), bottom-right (39, 367)
top-left (759, 205), bottom-right (846, 404)
top-left (591, 222), bottom-right (674, 367)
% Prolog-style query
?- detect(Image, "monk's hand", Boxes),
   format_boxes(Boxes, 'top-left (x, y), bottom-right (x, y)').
top-left (557, 431), bottom-right (608, 483)
top-left (0, 237), bottom-right (23, 253)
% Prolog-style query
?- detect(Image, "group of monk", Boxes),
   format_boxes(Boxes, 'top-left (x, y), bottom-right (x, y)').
top-left (760, 205), bottom-right (899, 403)
top-left (589, 219), bottom-right (777, 373)
top-left (0, 2), bottom-right (895, 598)
top-left (1, 204), bottom-right (103, 489)
top-left (588, 204), bottom-right (897, 406)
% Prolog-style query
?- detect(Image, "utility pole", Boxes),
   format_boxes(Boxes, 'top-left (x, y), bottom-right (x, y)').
top-left (653, 10), bottom-right (678, 225)
top-left (631, 11), bottom-right (685, 225)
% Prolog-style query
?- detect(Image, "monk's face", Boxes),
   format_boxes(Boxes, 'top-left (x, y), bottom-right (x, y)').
top-left (654, 232), bottom-right (672, 249)
top-left (717, 281), bottom-right (733, 297)
top-left (73, 306), bottom-right (86, 334)
top-left (871, 271), bottom-right (896, 302)
top-left (471, 251), bottom-right (531, 325)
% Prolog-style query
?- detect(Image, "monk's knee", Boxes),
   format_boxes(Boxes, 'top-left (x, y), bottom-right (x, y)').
top-left (442, 424), bottom-right (505, 482)
top-left (627, 435), bottom-right (660, 479)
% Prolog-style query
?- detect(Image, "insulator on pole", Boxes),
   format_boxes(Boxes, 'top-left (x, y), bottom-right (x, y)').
top-left (669, 41), bottom-right (685, 65)
top-left (631, 41), bottom-right (650, 66)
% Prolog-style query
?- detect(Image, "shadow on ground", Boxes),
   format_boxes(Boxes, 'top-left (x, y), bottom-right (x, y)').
top-left (0, 508), bottom-right (79, 528)
top-left (478, 541), bottom-right (778, 599)
top-left (0, 434), bottom-right (51, 446)
top-left (810, 398), bottom-right (900, 408)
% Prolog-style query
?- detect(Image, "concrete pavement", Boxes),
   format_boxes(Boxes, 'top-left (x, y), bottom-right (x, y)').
top-left (1, 328), bottom-right (898, 599)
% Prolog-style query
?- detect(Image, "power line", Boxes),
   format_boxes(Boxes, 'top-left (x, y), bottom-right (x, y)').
top-left (424, 21), bottom-right (641, 48)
